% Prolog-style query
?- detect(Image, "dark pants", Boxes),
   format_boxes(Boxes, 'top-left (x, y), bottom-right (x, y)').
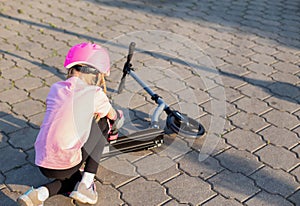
top-left (39, 118), bottom-right (109, 196)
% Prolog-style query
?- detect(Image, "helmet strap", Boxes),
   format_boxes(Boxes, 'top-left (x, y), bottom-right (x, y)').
top-left (73, 65), bottom-right (99, 75)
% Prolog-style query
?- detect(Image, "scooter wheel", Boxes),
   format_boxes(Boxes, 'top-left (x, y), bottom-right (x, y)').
top-left (166, 111), bottom-right (205, 138)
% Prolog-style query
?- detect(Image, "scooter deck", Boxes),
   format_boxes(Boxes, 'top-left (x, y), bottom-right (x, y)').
top-left (102, 128), bottom-right (164, 158)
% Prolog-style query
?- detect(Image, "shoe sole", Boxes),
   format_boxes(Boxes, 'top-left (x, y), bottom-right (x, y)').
top-left (69, 191), bottom-right (98, 205)
top-left (17, 196), bottom-right (33, 206)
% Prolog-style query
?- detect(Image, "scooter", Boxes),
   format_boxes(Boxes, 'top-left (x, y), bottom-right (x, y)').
top-left (101, 42), bottom-right (205, 158)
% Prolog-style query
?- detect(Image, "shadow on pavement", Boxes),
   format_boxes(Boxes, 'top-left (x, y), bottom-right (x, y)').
top-left (87, 0), bottom-right (300, 49)
top-left (0, 49), bottom-right (65, 80)
top-left (0, 13), bottom-right (299, 104)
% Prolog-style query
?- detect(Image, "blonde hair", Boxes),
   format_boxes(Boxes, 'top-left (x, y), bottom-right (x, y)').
top-left (67, 67), bottom-right (106, 92)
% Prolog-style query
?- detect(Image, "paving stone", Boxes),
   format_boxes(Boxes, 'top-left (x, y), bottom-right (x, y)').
top-left (164, 174), bottom-right (215, 205)
top-left (28, 112), bottom-right (45, 129)
top-left (222, 54), bottom-right (251, 67)
top-left (5, 164), bottom-right (49, 191)
top-left (0, 146), bottom-right (27, 172)
top-left (270, 71), bottom-right (299, 85)
top-left (119, 177), bottom-right (170, 206)
top-left (12, 99), bottom-right (45, 117)
top-left (255, 145), bottom-right (299, 171)
top-left (223, 128), bottom-right (265, 152)
top-left (0, 87), bottom-right (28, 104)
top-left (178, 151), bottom-right (223, 179)
top-left (267, 82), bottom-right (300, 99)
top-left (163, 200), bottom-right (189, 206)
top-left (44, 75), bottom-right (64, 87)
top-left (134, 153), bottom-right (176, 177)
top-left (292, 145), bottom-right (300, 157)
top-left (29, 86), bottom-right (50, 101)
top-left (217, 74), bottom-right (246, 89)
top-left (14, 76), bottom-right (43, 91)
top-left (115, 149), bottom-right (153, 163)
top-left (234, 96), bottom-right (270, 115)
top-left (246, 62), bottom-right (275, 75)
top-left (250, 166), bottom-right (299, 197)
top-left (155, 77), bottom-right (187, 93)
top-left (144, 164), bottom-right (181, 184)
top-left (44, 195), bottom-right (74, 206)
top-left (188, 131), bottom-right (232, 156)
top-left (230, 111), bottom-right (269, 132)
top-left (0, 113), bottom-right (28, 134)
top-left (291, 166), bottom-right (300, 183)
top-left (97, 157), bottom-right (139, 188)
top-left (222, 87), bottom-right (244, 103)
top-left (208, 170), bottom-right (259, 202)
top-left (1, 0), bottom-right (300, 205)
top-left (184, 75), bottom-right (208, 91)
top-left (265, 96), bottom-right (300, 113)
top-left (8, 127), bottom-right (39, 150)
top-left (263, 109), bottom-right (299, 130)
top-left (250, 53), bottom-right (277, 65)
top-left (293, 125), bottom-right (300, 136)
top-left (245, 191), bottom-right (294, 206)
top-left (238, 84), bottom-right (270, 100)
top-left (0, 78), bottom-right (12, 92)
top-left (177, 89), bottom-right (211, 105)
top-left (272, 62), bottom-right (300, 74)
top-left (154, 135), bottom-right (192, 160)
top-left (259, 126), bottom-right (299, 149)
top-left (251, 45), bottom-right (278, 56)
top-left (273, 52), bottom-right (299, 64)
top-left (202, 195), bottom-right (243, 206)
top-left (0, 132), bottom-right (9, 149)
top-left (1, 67), bottom-right (28, 80)
top-left (288, 189), bottom-right (300, 206)
top-left (216, 148), bottom-right (263, 176)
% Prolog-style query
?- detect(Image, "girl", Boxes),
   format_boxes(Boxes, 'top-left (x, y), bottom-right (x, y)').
top-left (17, 42), bottom-right (123, 206)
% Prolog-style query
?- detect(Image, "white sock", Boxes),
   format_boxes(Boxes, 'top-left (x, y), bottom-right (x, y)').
top-left (81, 172), bottom-right (95, 187)
top-left (36, 186), bottom-right (49, 201)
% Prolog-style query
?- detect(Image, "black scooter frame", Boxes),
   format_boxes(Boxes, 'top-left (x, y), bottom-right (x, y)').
top-left (101, 42), bottom-right (205, 158)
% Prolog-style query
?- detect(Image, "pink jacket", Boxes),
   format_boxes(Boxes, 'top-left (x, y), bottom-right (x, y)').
top-left (35, 77), bottom-right (112, 169)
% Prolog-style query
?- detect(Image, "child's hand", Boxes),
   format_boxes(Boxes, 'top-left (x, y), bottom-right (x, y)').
top-left (110, 110), bottom-right (124, 130)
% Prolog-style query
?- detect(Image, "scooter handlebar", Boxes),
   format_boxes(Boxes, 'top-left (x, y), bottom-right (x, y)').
top-left (127, 42), bottom-right (136, 63)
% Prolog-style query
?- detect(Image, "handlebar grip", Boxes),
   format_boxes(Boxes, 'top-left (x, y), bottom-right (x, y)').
top-left (127, 42), bottom-right (136, 63)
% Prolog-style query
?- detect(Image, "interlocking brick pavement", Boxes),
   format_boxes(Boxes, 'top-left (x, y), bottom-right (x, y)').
top-left (0, 0), bottom-right (299, 205)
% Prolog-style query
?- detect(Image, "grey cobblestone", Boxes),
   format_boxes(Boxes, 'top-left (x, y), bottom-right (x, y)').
top-left (202, 195), bottom-right (243, 206)
top-left (233, 96), bottom-right (270, 115)
top-left (259, 126), bottom-right (299, 149)
top-left (216, 148), bottom-right (263, 176)
top-left (230, 111), bottom-right (269, 133)
top-left (0, 146), bottom-right (27, 173)
top-left (208, 170), bottom-right (260, 202)
top-left (250, 166), bottom-right (299, 197)
top-left (119, 177), bottom-right (170, 206)
top-left (164, 174), bottom-right (216, 205)
top-left (223, 128), bottom-right (265, 152)
top-left (0, 88), bottom-right (28, 104)
top-left (255, 145), bottom-right (299, 171)
top-left (1, 0), bottom-right (300, 205)
top-left (8, 127), bottom-right (39, 150)
top-left (263, 109), bottom-right (299, 130)
top-left (265, 96), bottom-right (300, 113)
top-left (245, 191), bottom-right (294, 206)
top-left (178, 151), bottom-right (223, 179)
top-left (12, 99), bottom-right (45, 117)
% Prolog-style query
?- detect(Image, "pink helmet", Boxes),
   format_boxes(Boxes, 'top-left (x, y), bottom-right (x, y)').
top-left (64, 42), bottom-right (110, 75)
